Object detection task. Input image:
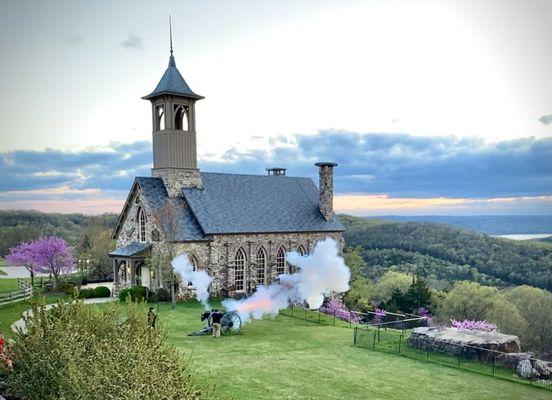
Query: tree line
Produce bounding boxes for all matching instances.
[340,214,552,290]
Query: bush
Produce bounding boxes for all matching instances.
[57,282,76,297]
[6,301,207,399]
[118,286,147,302]
[77,286,111,299]
[77,288,95,299]
[93,286,110,298]
[156,287,171,302]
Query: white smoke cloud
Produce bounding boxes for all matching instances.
[223,237,350,323]
[172,254,213,310]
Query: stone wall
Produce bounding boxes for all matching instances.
[116,187,158,248]
[151,168,203,196]
[174,231,343,298]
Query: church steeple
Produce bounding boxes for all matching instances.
[143,18,203,196]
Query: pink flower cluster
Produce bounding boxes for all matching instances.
[450,319,497,332]
[374,308,387,324]
[0,334,13,373]
[320,298,361,323]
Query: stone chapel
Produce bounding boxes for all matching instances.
[109,41,345,297]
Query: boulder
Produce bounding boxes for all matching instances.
[517,359,536,379]
[408,327,521,360]
[495,352,534,368]
[533,359,552,378]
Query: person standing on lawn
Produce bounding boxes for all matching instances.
[211,309,223,338]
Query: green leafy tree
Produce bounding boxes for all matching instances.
[373,271,412,303]
[485,295,527,338]
[437,281,498,321]
[505,285,552,354]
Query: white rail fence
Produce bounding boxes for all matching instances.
[0,278,33,306]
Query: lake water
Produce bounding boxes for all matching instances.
[494,234,552,241]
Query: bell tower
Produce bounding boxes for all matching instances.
[142,19,203,196]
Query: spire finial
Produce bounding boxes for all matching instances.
[169,14,173,55]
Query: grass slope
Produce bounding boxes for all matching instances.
[153,301,548,400]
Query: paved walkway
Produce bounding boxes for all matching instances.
[10,297,117,334]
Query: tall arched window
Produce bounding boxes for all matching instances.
[297,245,306,256]
[276,247,286,276]
[156,105,165,130]
[188,256,198,287]
[234,248,246,291]
[256,248,266,286]
[174,105,188,130]
[138,208,146,243]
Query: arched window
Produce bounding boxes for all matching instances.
[234,248,246,291]
[276,247,286,276]
[188,255,198,287]
[138,208,146,243]
[297,245,306,256]
[156,105,165,130]
[256,248,266,286]
[174,105,188,130]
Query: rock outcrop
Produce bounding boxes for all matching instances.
[408,327,521,358]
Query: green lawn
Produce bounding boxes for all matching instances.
[0,294,67,338]
[3,299,550,399]
[149,302,550,400]
[0,278,20,293]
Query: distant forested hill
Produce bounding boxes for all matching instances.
[0,210,117,257]
[341,215,552,290]
[369,215,552,235]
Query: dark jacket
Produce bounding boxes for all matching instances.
[211,312,223,324]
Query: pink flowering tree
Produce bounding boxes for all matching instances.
[6,242,42,286]
[33,237,75,292]
[320,297,361,323]
[450,319,497,332]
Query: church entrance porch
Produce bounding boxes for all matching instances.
[108,242,152,296]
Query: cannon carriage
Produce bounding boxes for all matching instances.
[188,311,242,336]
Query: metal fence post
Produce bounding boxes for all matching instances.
[333,310,336,326]
[372,328,377,350]
[492,357,495,376]
[398,333,402,355]
[353,326,357,346]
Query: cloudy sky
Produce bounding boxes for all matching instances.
[0,0,551,215]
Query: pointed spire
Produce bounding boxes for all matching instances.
[169,14,173,55]
[142,16,204,100]
[169,15,175,67]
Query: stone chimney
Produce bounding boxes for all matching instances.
[315,162,337,221]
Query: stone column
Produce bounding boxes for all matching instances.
[113,259,119,285]
[130,260,136,286]
[315,162,337,222]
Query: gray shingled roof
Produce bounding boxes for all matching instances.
[109,242,151,258]
[142,55,203,100]
[135,177,206,241]
[182,172,345,235]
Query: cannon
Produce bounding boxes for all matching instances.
[188,311,243,336]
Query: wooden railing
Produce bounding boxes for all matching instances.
[0,278,33,306]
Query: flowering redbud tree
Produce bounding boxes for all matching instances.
[6,242,42,286]
[450,319,497,332]
[33,237,75,292]
[320,297,362,323]
[374,308,387,325]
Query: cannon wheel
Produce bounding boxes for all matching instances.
[221,311,242,334]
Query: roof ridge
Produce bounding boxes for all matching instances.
[199,171,312,179]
